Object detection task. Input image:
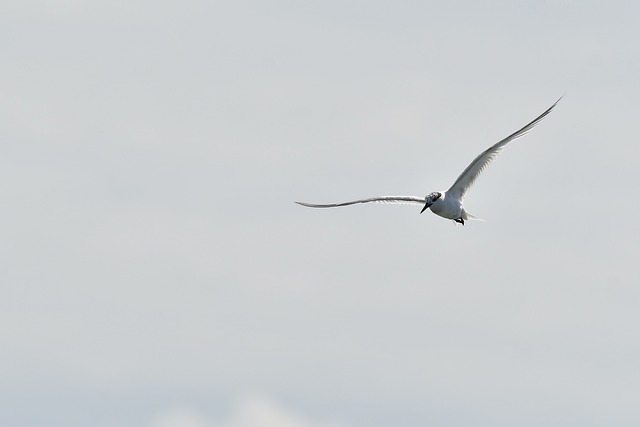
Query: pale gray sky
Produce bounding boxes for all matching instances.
[2,1,640,426]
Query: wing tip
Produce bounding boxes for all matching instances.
[551,95,563,109]
[295,201,330,208]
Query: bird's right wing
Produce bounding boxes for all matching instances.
[295,196,425,208]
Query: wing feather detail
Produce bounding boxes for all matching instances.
[447,97,561,200]
[295,196,425,208]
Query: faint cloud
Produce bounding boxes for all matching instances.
[151,397,350,427]
[152,406,212,427]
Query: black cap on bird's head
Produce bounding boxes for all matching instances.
[420,192,442,214]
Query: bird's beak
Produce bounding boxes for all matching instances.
[420,203,430,214]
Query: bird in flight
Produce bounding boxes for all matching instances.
[296,98,561,225]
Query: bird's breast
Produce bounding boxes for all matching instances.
[430,196,463,220]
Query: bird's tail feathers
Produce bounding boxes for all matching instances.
[463,211,484,221]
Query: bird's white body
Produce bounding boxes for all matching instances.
[429,191,464,221]
[296,98,561,225]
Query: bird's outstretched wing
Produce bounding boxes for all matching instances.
[447,97,561,201]
[295,196,425,208]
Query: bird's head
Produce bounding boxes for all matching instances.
[420,192,442,214]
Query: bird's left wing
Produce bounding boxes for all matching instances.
[295,195,425,208]
[447,97,561,201]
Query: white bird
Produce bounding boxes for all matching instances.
[296,98,561,225]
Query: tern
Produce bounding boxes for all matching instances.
[296,98,561,225]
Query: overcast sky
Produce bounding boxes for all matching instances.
[2,1,640,426]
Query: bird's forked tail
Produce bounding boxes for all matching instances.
[463,210,484,222]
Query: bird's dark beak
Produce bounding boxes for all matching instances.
[420,203,430,214]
